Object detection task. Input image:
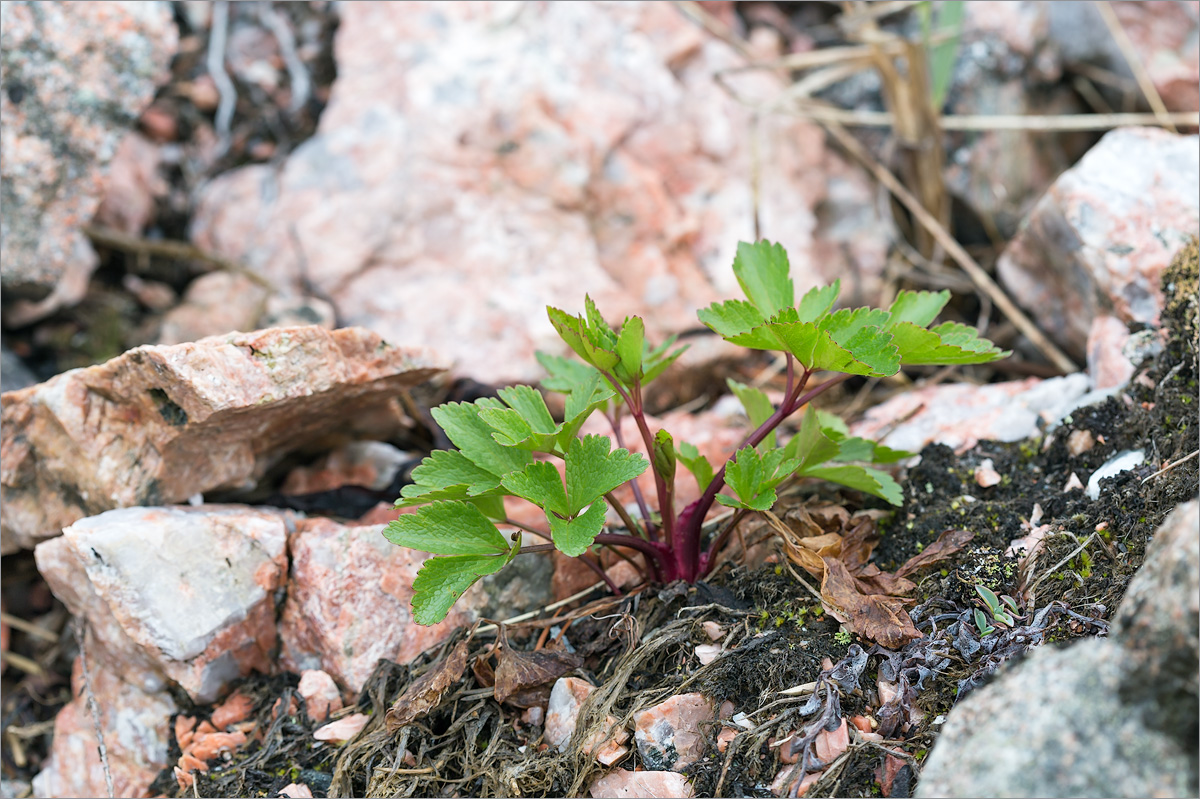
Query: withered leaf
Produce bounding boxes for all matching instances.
[854,563,917,597]
[895,529,974,578]
[385,640,469,731]
[502,683,554,709]
[838,518,880,573]
[472,644,496,688]
[820,557,923,649]
[494,627,582,704]
[786,532,844,577]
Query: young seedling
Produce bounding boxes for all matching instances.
[386,240,1008,624]
[973,584,1021,636]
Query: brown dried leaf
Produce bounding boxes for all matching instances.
[472,644,496,688]
[785,532,844,577]
[854,563,918,597]
[494,627,582,704]
[501,683,554,710]
[838,518,880,573]
[385,640,469,731]
[895,529,974,578]
[820,558,923,649]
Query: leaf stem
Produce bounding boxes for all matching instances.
[701,507,749,571]
[516,543,558,555]
[608,410,655,540]
[579,553,622,595]
[603,491,646,541]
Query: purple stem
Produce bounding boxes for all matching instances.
[608,409,656,540]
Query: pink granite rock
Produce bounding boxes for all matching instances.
[278,517,486,696]
[0,1,177,325]
[34,505,289,702]
[156,271,270,346]
[1110,1,1200,112]
[633,693,716,770]
[298,669,344,723]
[94,132,168,235]
[1,325,445,553]
[849,374,1093,454]
[1086,314,1135,390]
[189,1,890,385]
[313,713,370,743]
[997,127,1199,355]
[32,657,177,799]
[545,676,595,750]
[281,440,411,495]
[590,770,695,799]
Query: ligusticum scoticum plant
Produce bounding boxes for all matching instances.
[385,240,1009,624]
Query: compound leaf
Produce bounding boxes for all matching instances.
[698,299,768,339]
[564,435,648,514]
[406,449,501,495]
[547,500,607,557]
[501,461,569,517]
[733,240,794,317]
[411,554,508,625]
[497,385,557,435]
[615,316,645,381]
[432,400,532,478]
[385,501,511,556]
[889,321,1007,366]
[887,289,949,328]
[783,406,842,472]
[796,281,840,323]
[727,378,776,449]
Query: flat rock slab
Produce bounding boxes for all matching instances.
[279,517,487,696]
[35,505,291,703]
[1,325,445,552]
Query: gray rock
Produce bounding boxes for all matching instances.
[0,346,36,393]
[0,2,177,325]
[916,501,1200,797]
[915,640,1195,798]
[1111,501,1199,745]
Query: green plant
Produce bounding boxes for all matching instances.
[386,240,1008,624]
[972,584,1021,636]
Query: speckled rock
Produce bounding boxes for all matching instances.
[32,657,177,799]
[1,326,445,553]
[997,127,1199,355]
[633,693,716,770]
[589,770,695,799]
[189,1,891,384]
[278,517,487,696]
[0,1,177,325]
[1110,500,1199,745]
[34,505,290,702]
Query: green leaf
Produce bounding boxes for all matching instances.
[733,240,794,317]
[547,500,607,557]
[796,281,840,323]
[761,308,900,376]
[384,501,511,555]
[479,407,535,448]
[547,306,619,372]
[799,464,903,505]
[697,299,767,339]
[642,343,688,384]
[888,321,1007,366]
[407,449,502,495]
[887,289,950,328]
[652,429,677,483]
[469,495,507,522]
[497,385,557,435]
[411,554,508,625]
[584,295,617,348]
[501,461,569,517]
[727,378,776,449]
[432,400,533,478]
[718,446,799,511]
[564,435,647,514]
[677,441,715,492]
[538,351,601,394]
[615,316,645,382]
[782,406,842,472]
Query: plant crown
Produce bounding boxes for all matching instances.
[386,240,1008,624]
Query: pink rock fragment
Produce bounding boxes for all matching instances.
[282,441,411,495]
[210,691,255,730]
[814,718,850,763]
[1067,429,1096,456]
[716,727,738,753]
[633,693,716,770]
[314,713,370,743]
[589,770,695,799]
[770,765,820,797]
[279,518,486,697]
[34,505,289,702]
[32,657,177,799]
[298,669,344,723]
[1087,315,1135,390]
[974,458,1002,488]
[694,644,722,666]
[702,621,724,641]
[278,784,315,799]
[545,677,595,750]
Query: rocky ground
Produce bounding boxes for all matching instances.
[1,2,1198,798]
